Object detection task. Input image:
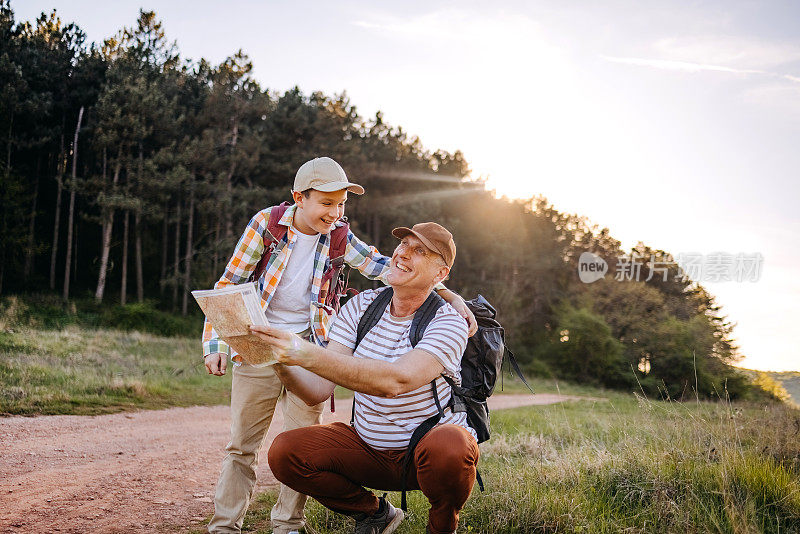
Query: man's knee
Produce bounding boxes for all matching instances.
[267,430,297,483]
[416,425,479,474]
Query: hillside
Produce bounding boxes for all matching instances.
[770,371,800,406]
[736,367,800,406]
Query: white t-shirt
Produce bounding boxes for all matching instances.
[264,228,319,333]
[329,289,475,450]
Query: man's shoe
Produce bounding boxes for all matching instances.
[353,496,404,534]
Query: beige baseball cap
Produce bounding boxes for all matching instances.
[293,157,365,195]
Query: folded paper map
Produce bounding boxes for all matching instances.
[192,283,277,366]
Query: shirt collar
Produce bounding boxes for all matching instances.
[279,204,297,228]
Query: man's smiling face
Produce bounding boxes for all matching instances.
[292,188,347,235]
[387,234,449,291]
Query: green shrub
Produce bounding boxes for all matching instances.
[98,301,201,337]
[0,294,202,338]
[545,303,631,388]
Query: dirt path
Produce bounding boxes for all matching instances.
[0,393,595,533]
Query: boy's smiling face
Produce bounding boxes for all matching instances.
[292,188,348,235]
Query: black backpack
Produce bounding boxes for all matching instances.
[353,288,533,509]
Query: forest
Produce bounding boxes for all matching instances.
[0,3,761,400]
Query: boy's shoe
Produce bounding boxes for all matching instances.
[353,496,404,534]
[281,528,318,534]
[282,527,320,534]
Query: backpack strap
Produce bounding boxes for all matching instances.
[320,218,351,309]
[249,202,291,283]
[399,375,486,508]
[505,348,534,394]
[355,287,394,348]
[267,201,291,243]
[409,292,445,346]
[401,380,443,510]
[398,292,446,510]
[475,469,485,492]
[328,218,350,260]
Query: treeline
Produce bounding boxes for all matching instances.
[0,3,761,400]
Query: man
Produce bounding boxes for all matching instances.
[203,158,476,534]
[250,222,480,534]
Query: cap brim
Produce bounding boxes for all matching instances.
[312,181,365,195]
[391,227,442,261]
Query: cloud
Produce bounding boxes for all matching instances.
[352,20,382,30]
[351,8,480,42]
[600,55,764,75]
[654,36,800,71]
[350,7,549,49]
[600,55,800,86]
[601,35,800,85]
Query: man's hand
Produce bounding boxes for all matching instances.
[438,289,478,336]
[249,326,314,366]
[204,352,228,376]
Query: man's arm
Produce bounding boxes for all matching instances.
[250,326,445,398]
[343,230,477,335]
[270,341,348,405]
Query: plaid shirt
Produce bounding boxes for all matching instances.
[202,204,393,357]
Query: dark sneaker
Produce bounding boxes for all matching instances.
[353,496,404,534]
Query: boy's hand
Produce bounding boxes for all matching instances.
[204,352,227,376]
[249,325,313,367]
[438,290,478,336]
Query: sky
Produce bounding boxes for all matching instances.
[15,0,800,372]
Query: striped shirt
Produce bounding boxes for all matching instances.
[202,204,392,356]
[329,288,475,450]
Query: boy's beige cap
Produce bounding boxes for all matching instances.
[293,157,365,195]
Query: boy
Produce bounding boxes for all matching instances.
[202,157,474,534]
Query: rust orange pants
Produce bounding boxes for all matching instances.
[268,421,479,534]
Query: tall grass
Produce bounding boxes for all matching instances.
[0,326,230,415]
[239,393,800,533]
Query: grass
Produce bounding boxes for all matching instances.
[3,303,798,532]
[232,392,800,533]
[0,326,231,415]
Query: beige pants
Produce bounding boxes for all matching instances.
[208,362,325,534]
